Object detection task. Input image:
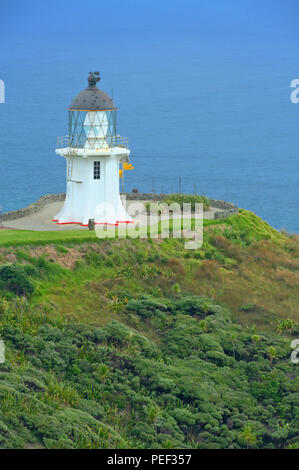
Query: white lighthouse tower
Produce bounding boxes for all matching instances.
[54,72,132,226]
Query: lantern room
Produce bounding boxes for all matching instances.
[68,72,117,149]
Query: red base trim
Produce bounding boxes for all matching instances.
[52,219,134,227]
[116,220,135,224]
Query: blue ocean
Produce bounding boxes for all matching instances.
[0,0,298,231]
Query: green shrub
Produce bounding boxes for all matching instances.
[162,194,210,211]
[0,264,34,297]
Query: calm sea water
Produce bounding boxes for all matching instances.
[0,0,298,231]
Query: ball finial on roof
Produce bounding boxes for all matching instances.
[69,72,116,111]
[88,71,101,88]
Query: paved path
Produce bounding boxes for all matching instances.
[2,201,218,232]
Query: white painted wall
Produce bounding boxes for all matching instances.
[54,149,132,226]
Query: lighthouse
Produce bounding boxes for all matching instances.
[54,72,132,226]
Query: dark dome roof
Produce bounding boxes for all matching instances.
[69,72,117,111]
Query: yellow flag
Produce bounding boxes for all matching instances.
[123,163,134,170]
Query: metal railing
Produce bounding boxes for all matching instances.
[56,134,129,151]
[57,135,70,149]
[111,135,129,148]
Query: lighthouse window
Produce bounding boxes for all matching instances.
[93,161,101,179]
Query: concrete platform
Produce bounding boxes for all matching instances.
[2,200,218,232]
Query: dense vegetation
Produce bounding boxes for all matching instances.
[0,210,298,449]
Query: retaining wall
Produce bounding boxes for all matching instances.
[1,193,239,222]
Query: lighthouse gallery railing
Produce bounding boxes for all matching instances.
[56,135,129,151]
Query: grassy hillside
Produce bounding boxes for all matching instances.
[0,210,298,449]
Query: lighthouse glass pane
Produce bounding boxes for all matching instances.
[69,111,87,148]
[69,110,116,149]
